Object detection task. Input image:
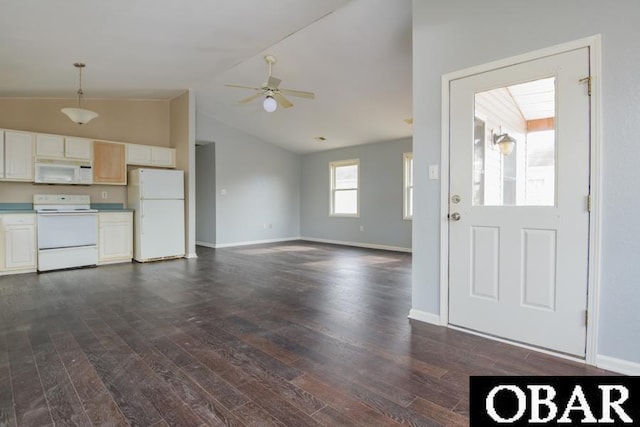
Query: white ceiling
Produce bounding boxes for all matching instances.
[0,0,413,154]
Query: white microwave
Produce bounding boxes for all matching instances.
[35,162,93,185]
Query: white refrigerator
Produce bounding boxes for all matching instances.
[127,168,185,262]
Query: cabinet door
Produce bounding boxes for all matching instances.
[126,144,152,165]
[93,141,126,185]
[4,225,36,269]
[4,131,34,180]
[98,213,132,262]
[36,134,65,158]
[151,147,175,167]
[65,138,92,160]
[0,130,4,178]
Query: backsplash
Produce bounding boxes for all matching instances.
[0,181,127,205]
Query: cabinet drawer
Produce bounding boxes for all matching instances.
[99,212,132,223]
[2,214,35,226]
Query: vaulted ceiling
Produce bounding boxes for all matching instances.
[0,0,412,153]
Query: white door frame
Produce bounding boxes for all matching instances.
[439,35,602,365]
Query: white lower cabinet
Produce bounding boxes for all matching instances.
[98,212,133,264]
[0,214,37,274]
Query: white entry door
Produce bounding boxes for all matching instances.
[448,47,591,357]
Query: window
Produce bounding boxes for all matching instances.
[330,159,359,216]
[403,153,413,219]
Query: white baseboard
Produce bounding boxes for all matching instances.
[300,237,411,253]
[195,241,215,249]
[212,237,300,249]
[408,309,443,326]
[596,354,640,375]
[185,252,198,259]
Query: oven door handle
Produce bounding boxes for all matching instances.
[37,212,98,217]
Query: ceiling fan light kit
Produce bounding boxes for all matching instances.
[61,63,99,125]
[263,94,277,112]
[225,54,315,112]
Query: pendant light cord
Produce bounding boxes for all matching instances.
[75,63,85,109]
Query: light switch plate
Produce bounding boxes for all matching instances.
[429,164,439,180]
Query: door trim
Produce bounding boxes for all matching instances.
[439,35,602,365]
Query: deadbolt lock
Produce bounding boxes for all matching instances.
[451,195,461,204]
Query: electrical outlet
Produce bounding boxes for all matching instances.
[101,191,108,199]
[360,225,364,232]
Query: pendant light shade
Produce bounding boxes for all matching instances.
[61,63,98,125]
[61,107,99,125]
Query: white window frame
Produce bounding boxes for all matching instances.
[329,159,360,217]
[403,152,413,220]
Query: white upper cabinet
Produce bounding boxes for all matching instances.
[36,134,64,158]
[3,130,34,181]
[64,137,92,160]
[151,146,174,166]
[36,134,92,161]
[0,130,4,178]
[126,143,175,168]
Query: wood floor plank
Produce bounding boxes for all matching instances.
[0,405,17,427]
[85,317,211,426]
[236,380,322,427]
[0,241,614,426]
[99,311,244,426]
[50,331,129,427]
[32,338,93,427]
[291,374,401,427]
[7,331,53,427]
[230,402,282,427]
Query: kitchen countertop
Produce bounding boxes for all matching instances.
[92,204,134,212]
[0,203,35,214]
[0,210,37,214]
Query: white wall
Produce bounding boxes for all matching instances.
[196,114,300,246]
[301,138,412,250]
[412,0,640,366]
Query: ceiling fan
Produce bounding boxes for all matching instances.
[225,55,315,112]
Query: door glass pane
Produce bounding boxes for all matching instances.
[473,77,556,206]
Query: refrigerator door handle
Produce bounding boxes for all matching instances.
[140,203,143,235]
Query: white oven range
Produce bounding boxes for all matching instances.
[34,194,98,272]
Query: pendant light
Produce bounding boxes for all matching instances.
[61,63,98,125]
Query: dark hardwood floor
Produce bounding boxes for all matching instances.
[0,241,610,426]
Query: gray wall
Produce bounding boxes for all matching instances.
[197,114,301,246]
[301,138,412,250]
[412,0,640,364]
[195,143,216,246]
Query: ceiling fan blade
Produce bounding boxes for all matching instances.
[279,88,315,99]
[267,76,282,89]
[273,93,293,108]
[238,93,263,104]
[225,83,262,91]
